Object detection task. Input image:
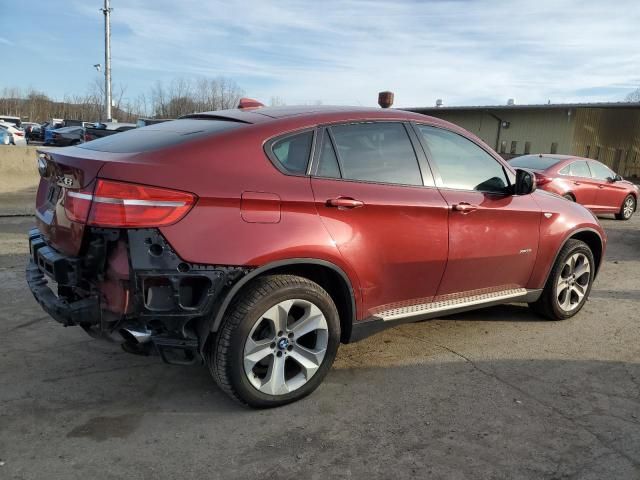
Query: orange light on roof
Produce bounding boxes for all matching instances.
[238,98,265,110]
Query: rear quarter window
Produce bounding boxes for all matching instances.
[270,131,314,175]
[78,119,245,153]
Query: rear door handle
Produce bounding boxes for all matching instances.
[573,181,581,185]
[452,202,478,213]
[598,185,605,189]
[326,197,364,209]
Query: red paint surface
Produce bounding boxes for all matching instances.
[34,107,606,322]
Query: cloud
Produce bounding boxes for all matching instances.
[72,0,640,106]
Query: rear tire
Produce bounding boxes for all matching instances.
[563,193,575,201]
[529,239,595,320]
[206,274,341,408]
[615,195,635,220]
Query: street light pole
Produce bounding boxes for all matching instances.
[101,0,112,121]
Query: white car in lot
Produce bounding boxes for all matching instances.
[0,128,11,145]
[0,121,27,146]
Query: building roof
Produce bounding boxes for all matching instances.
[403,102,640,113]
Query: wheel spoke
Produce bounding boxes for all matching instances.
[574,261,590,280]
[289,344,326,378]
[261,355,288,395]
[572,283,585,301]
[263,300,293,333]
[290,304,327,338]
[570,254,579,273]
[558,287,572,310]
[243,338,274,370]
[557,282,569,298]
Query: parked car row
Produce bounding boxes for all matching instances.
[0,115,176,148]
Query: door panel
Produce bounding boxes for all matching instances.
[558,161,599,208]
[311,178,449,317]
[412,124,541,296]
[589,161,627,211]
[435,190,541,295]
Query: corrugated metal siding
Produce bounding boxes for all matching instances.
[422,109,575,158]
[572,108,640,177]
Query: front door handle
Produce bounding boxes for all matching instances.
[326,197,364,209]
[573,181,581,185]
[598,185,605,189]
[452,202,478,213]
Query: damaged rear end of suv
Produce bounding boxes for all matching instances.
[27,117,252,365]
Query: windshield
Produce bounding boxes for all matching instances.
[510,155,562,170]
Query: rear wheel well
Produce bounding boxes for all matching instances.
[563,192,575,201]
[569,230,602,274]
[259,264,354,343]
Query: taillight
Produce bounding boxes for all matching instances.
[84,133,93,142]
[65,190,93,223]
[534,173,552,186]
[14,131,24,137]
[85,179,196,227]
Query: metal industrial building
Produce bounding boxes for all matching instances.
[406,102,640,179]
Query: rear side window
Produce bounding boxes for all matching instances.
[568,161,591,177]
[271,131,314,174]
[417,125,509,193]
[79,119,245,153]
[328,122,422,186]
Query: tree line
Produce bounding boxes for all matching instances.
[0,76,246,123]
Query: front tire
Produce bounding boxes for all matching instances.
[615,195,635,220]
[530,239,595,320]
[206,274,341,408]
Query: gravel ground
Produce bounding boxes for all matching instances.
[0,213,638,479]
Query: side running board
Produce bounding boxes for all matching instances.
[377,287,529,322]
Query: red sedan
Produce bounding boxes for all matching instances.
[27,106,606,407]
[510,154,638,220]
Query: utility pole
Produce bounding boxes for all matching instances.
[101,0,113,121]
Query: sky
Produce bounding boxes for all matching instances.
[1,0,639,108]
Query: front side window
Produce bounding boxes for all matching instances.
[569,161,591,177]
[271,131,314,174]
[327,122,422,186]
[417,125,510,193]
[589,161,615,180]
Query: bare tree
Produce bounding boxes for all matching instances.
[0,76,245,123]
[625,88,640,102]
[270,96,286,106]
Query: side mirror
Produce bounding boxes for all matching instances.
[612,174,623,182]
[514,168,537,195]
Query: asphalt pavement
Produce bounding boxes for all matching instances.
[0,214,638,479]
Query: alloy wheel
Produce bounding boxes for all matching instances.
[623,197,634,219]
[556,253,591,312]
[243,299,328,396]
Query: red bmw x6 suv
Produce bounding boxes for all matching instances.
[510,154,638,220]
[27,106,606,407]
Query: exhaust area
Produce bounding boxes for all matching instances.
[119,327,152,344]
